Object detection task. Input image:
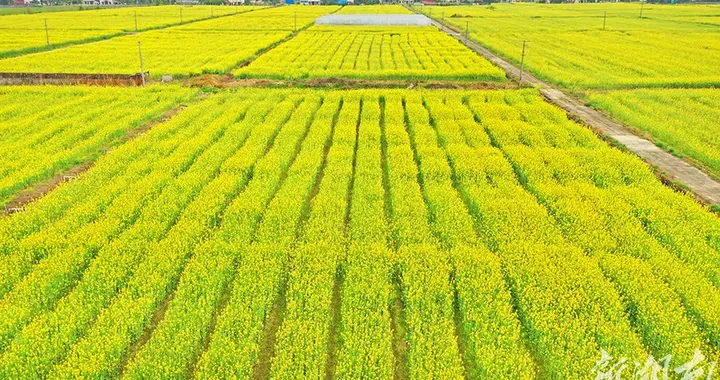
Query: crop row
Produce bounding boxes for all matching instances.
[0,88,718,378]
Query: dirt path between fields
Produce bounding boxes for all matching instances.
[186,75,515,90]
[422,14,720,206]
[2,103,189,216]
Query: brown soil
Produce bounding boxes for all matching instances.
[118,290,175,376]
[3,162,93,216]
[252,281,288,380]
[185,75,515,91]
[389,272,409,380]
[324,266,343,380]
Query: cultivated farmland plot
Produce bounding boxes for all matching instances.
[0,87,718,379]
[588,88,720,177]
[237,25,507,81]
[0,3,718,379]
[0,5,261,58]
[421,3,720,88]
[0,6,339,77]
[0,85,195,209]
[0,29,291,77]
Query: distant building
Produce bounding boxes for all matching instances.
[83,0,120,5]
[82,0,118,4]
[13,0,32,5]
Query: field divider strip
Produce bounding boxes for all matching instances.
[252,278,288,380]
[389,267,410,380]
[449,270,474,378]
[324,264,344,380]
[317,98,351,380]
[378,97,395,252]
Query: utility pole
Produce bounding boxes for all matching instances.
[518,40,527,88]
[134,10,138,32]
[211,5,213,17]
[294,11,297,33]
[465,21,469,45]
[138,41,146,86]
[180,8,183,24]
[44,19,49,46]
[639,2,644,18]
[603,11,607,30]
[442,11,444,27]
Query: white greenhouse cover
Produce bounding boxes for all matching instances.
[315,14,432,26]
